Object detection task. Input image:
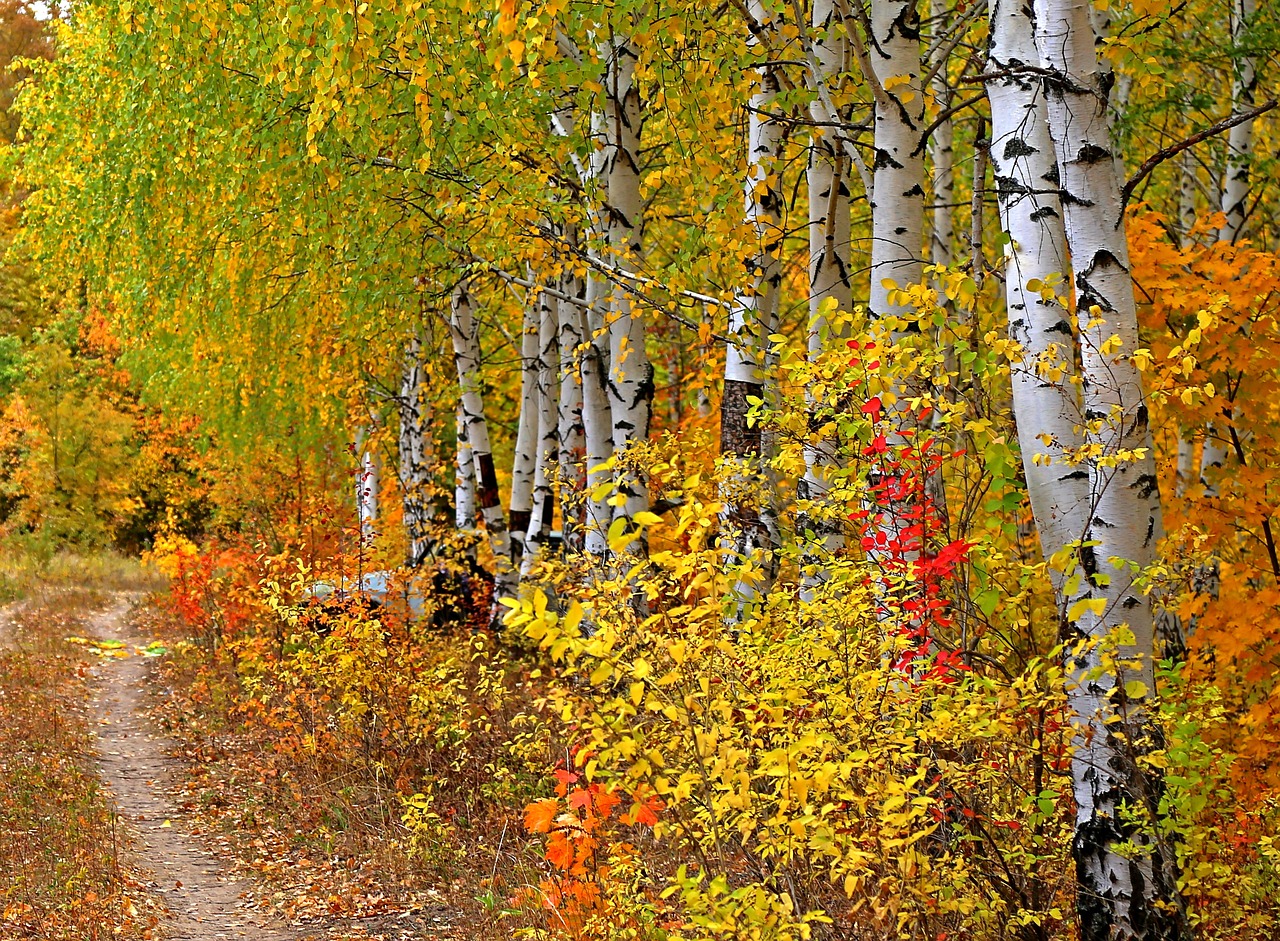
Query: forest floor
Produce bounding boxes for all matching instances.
[0,585,464,941]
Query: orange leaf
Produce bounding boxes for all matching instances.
[523,798,559,834]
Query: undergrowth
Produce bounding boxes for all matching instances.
[0,588,158,940]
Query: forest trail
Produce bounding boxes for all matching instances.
[86,593,302,941]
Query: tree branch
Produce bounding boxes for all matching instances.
[1122,99,1278,206]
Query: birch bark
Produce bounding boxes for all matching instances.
[509,298,541,567]
[1201,0,1257,489]
[557,261,587,554]
[1220,0,1258,245]
[523,285,561,576]
[868,1,925,323]
[399,333,432,567]
[455,400,476,536]
[800,0,853,597]
[1033,2,1188,936]
[450,282,517,621]
[987,0,1089,599]
[721,0,784,622]
[355,426,379,541]
[603,31,653,528]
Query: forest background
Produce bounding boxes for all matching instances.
[2,0,1280,939]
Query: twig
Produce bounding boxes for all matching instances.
[1122,99,1278,206]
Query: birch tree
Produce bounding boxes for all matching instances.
[399,332,432,567]
[799,0,853,595]
[1201,0,1258,491]
[510,298,541,568]
[602,29,653,529]
[986,0,1089,601]
[450,281,517,618]
[721,0,785,622]
[1033,1,1187,936]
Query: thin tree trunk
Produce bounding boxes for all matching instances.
[603,31,653,529]
[1033,2,1189,936]
[866,1,930,581]
[509,297,541,568]
[355,426,379,541]
[399,333,431,567]
[523,285,561,576]
[722,0,785,623]
[557,258,587,554]
[450,281,517,623]
[582,105,616,565]
[800,0,853,598]
[987,0,1089,600]
[1220,0,1257,244]
[868,1,925,322]
[455,400,476,535]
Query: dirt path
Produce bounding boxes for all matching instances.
[88,594,301,941]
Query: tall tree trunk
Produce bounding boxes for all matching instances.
[355,426,379,541]
[868,1,925,322]
[524,285,561,576]
[929,0,954,283]
[510,297,541,568]
[1200,0,1257,490]
[1220,0,1257,245]
[603,31,653,529]
[557,265,587,555]
[450,281,517,623]
[582,105,616,565]
[1033,2,1188,937]
[800,0,853,598]
[399,333,432,567]
[721,0,785,623]
[456,400,476,536]
[549,90,605,560]
[866,1,929,581]
[987,0,1089,600]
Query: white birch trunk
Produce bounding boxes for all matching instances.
[929,0,955,281]
[450,282,517,622]
[866,1,929,585]
[1220,0,1257,244]
[800,0,853,597]
[557,262,587,553]
[581,105,616,564]
[1033,2,1188,936]
[399,333,432,567]
[868,1,925,322]
[509,298,541,566]
[549,98,599,558]
[722,0,784,622]
[988,0,1090,599]
[523,286,561,576]
[455,400,476,535]
[1200,0,1257,494]
[603,32,653,527]
[355,427,379,541]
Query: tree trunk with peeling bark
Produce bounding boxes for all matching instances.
[799,0,852,599]
[509,297,541,570]
[603,31,653,531]
[355,426,378,542]
[399,333,432,567]
[523,285,561,576]
[1033,2,1189,937]
[557,256,587,554]
[450,282,517,622]
[721,0,784,623]
[987,0,1090,601]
